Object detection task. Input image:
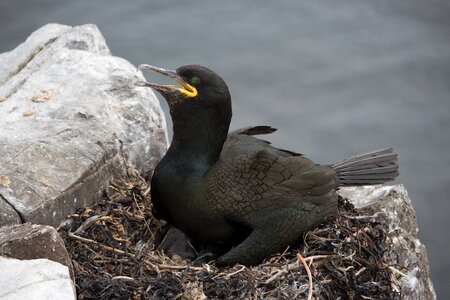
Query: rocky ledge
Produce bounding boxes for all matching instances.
[0,24,436,299]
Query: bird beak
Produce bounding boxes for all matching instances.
[135,64,198,98]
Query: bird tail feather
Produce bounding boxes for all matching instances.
[331,147,399,186]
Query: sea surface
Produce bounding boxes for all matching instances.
[1,0,449,296]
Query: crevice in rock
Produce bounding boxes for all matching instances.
[1,37,59,86]
[0,193,26,224]
[23,181,47,202]
[0,37,60,101]
[1,143,34,168]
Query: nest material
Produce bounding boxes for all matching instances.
[59,164,400,300]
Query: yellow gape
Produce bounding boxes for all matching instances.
[175,79,197,98]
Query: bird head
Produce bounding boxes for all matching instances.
[136,64,232,154]
[136,64,231,111]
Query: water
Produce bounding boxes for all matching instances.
[1,0,449,296]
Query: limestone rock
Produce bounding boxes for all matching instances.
[0,24,168,226]
[0,223,73,279]
[339,185,436,299]
[0,257,76,300]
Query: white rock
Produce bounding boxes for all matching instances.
[0,257,76,300]
[0,24,168,226]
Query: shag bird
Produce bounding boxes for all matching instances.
[136,64,399,266]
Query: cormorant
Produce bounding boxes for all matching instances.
[136,64,399,266]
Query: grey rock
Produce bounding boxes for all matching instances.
[0,223,74,279]
[0,195,21,226]
[0,257,76,300]
[0,24,168,226]
[339,185,436,300]
[157,226,197,261]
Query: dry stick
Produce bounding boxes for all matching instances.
[68,232,127,255]
[132,191,155,240]
[143,260,203,271]
[112,276,136,281]
[264,255,332,285]
[355,267,366,276]
[226,265,247,278]
[116,143,155,240]
[264,269,288,285]
[74,215,104,234]
[304,255,333,262]
[67,232,204,271]
[297,252,314,300]
[212,265,246,279]
[388,266,408,278]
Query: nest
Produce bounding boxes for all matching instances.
[59,163,400,299]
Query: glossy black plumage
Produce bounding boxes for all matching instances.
[137,64,399,266]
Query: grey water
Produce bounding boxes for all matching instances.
[1,0,449,297]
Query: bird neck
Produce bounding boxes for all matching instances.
[167,101,232,170]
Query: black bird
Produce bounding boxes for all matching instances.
[136,64,399,266]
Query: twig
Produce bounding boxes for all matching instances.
[143,260,204,271]
[297,252,313,300]
[68,232,204,272]
[68,232,127,255]
[304,255,333,263]
[226,265,246,278]
[74,215,104,234]
[265,268,288,285]
[388,266,408,278]
[213,265,246,279]
[341,212,385,220]
[132,191,155,240]
[263,255,332,285]
[112,276,136,281]
[355,267,366,276]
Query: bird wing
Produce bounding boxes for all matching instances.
[203,127,338,224]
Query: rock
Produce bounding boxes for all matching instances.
[339,184,436,299]
[0,223,74,279]
[157,226,197,261]
[0,257,76,300]
[0,195,21,226]
[0,24,168,227]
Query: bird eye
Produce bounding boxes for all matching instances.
[190,76,201,86]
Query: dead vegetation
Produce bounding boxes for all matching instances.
[59,164,400,299]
